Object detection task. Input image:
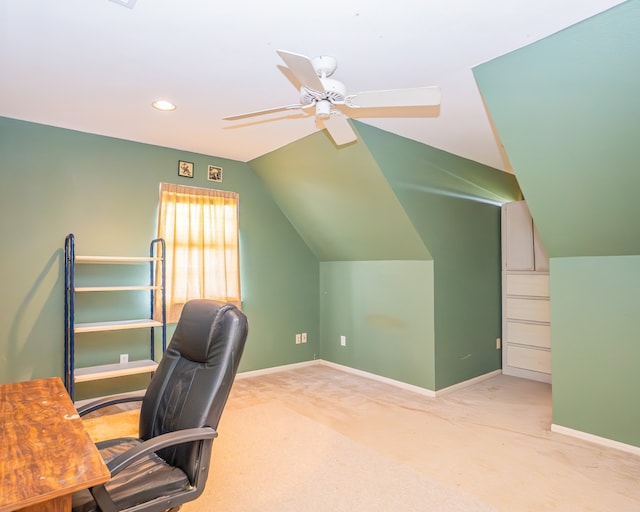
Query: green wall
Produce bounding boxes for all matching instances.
[249,130,436,388]
[320,261,435,389]
[251,123,520,391]
[473,1,640,445]
[1,108,522,398]
[356,123,521,388]
[551,256,640,446]
[0,116,319,399]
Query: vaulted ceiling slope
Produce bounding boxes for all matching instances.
[474,0,640,258]
[248,126,432,262]
[249,122,521,262]
[0,0,626,172]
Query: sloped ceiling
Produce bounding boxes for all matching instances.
[249,127,432,262]
[473,1,640,257]
[249,122,521,262]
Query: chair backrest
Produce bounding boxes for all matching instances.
[139,299,248,481]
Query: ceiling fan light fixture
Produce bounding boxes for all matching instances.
[152,100,176,111]
[315,100,332,119]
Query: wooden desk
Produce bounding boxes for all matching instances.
[0,377,110,512]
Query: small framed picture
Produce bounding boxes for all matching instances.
[178,160,194,178]
[207,165,223,182]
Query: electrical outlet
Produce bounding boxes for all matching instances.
[340,335,346,347]
[120,353,129,364]
[301,332,307,343]
[496,338,501,349]
[295,333,301,344]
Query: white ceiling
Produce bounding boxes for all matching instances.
[0,0,624,172]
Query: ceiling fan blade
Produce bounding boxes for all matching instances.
[277,50,325,92]
[223,103,310,121]
[346,86,441,109]
[317,114,357,146]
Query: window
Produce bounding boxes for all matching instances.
[156,182,240,323]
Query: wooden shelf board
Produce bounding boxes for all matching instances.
[74,359,158,382]
[75,255,160,264]
[75,319,163,333]
[74,285,160,292]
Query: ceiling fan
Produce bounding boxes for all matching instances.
[223,50,441,147]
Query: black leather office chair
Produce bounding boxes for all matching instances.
[73,299,248,512]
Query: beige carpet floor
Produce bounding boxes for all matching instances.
[83,365,640,511]
[191,400,496,512]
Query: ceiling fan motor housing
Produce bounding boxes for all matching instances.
[300,78,346,107]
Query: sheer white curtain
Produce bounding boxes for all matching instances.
[156,182,240,323]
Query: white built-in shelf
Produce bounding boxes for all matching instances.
[75,255,160,264]
[75,285,160,292]
[74,359,158,383]
[75,319,163,333]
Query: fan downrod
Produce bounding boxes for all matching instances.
[311,55,337,78]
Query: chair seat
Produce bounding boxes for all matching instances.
[72,438,191,512]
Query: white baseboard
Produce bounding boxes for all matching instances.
[238,359,503,399]
[502,366,552,384]
[318,360,436,397]
[551,424,640,456]
[235,360,319,379]
[319,361,502,398]
[434,369,502,397]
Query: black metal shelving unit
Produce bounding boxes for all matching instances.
[64,233,166,400]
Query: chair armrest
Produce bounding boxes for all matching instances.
[107,427,218,477]
[76,391,145,416]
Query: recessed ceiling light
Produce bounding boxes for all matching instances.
[152,100,176,111]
